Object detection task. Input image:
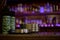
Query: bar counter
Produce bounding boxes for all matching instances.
[0,32,60,40]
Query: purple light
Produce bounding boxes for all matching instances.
[47,24,50,27]
[11,8,15,12]
[32,11,35,14]
[16,25,20,27]
[9,7,18,12]
[56,24,60,27]
[14,7,18,12]
[25,20,31,24]
[45,24,47,27]
[41,24,44,27]
[46,2,51,12]
[46,9,51,12]
[51,24,54,27]
[39,6,44,13]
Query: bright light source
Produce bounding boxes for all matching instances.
[17,7,24,12]
[39,6,44,13]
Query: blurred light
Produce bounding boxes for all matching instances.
[35,9,38,12]
[17,7,24,12]
[41,24,44,27]
[45,24,47,27]
[46,9,51,12]
[46,2,51,12]
[11,8,15,12]
[39,6,44,13]
[15,10,18,12]
[47,24,50,27]
[32,11,35,14]
[14,7,18,12]
[56,24,60,27]
[16,19,19,23]
[51,24,54,27]
[16,25,20,27]
[9,8,12,11]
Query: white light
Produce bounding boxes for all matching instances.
[17,7,24,12]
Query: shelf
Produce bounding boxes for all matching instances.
[0,32,60,40]
[15,12,60,16]
[0,32,60,36]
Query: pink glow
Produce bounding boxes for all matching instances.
[44,24,47,27]
[16,25,20,27]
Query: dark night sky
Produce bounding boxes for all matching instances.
[6,0,59,5]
